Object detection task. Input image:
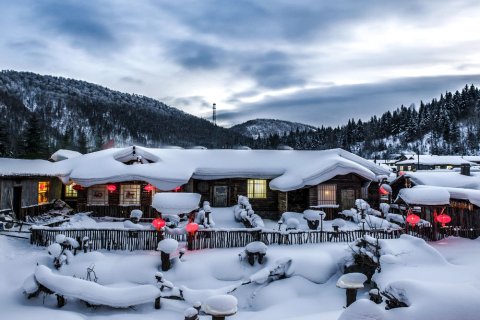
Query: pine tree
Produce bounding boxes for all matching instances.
[0,117,9,156]
[77,129,88,154]
[21,113,49,159]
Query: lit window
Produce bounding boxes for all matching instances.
[65,184,78,198]
[247,179,267,199]
[446,165,453,170]
[88,185,108,205]
[120,184,141,205]
[399,166,404,171]
[317,184,336,205]
[38,181,50,204]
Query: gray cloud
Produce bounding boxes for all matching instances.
[221,74,480,126]
[120,76,144,85]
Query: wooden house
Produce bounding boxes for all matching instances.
[0,159,64,220]
[395,155,474,172]
[1,146,390,220]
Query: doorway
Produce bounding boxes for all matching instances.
[13,186,22,216]
[213,186,228,207]
[341,189,356,210]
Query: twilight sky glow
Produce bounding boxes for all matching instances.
[1,0,480,127]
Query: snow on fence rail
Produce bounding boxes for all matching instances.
[30,226,480,250]
[31,228,186,251]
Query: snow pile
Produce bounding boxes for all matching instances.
[336,272,367,289]
[130,209,143,220]
[341,208,398,230]
[152,192,200,215]
[123,220,147,229]
[303,209,325,221]
[34,265,161,308]
[245,241,268,254]
[50,149,82,162]
[202,294,238,316]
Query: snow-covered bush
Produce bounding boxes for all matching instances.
[48,234,80,269]
[233,196,264,228]
[285,218,299,230]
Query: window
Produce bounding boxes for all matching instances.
[120,184,141,205]
[87,185,108,205]
[65,184,78,198]
[317,184,336,205]
[399,166,404,171]
[38,181,50,204]
[247,179,267,199]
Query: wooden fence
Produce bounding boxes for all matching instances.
[29,226,480,251]
[30,228,186,251]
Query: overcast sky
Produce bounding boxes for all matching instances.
[1,0,480,127]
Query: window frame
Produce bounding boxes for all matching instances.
[317,184,337,205]
[38,181,50,205]
[64,184,78,198]
[247,179,267,199]
[119,184,141,206]
[87,185,109,206]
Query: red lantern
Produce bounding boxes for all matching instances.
[152,218,166,230]
[379,186,389,195]
[436,214,451,227]
[173,186,181,192]
[72,184,83,191]
[107,184,117,192]
[185,222,199,234]
[144,184,155,192]
[406,213,420,226]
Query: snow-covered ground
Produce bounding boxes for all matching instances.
[2,232,480,319]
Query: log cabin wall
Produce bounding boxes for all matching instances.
[77,181,158,218]
[191,178,280,219]
[307,173,370,218]
[0,176,62,220]
[286,188,310,213]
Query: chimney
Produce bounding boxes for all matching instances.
[460,164,471,176]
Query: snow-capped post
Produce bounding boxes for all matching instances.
[336,273,367,307]
[203,201,212,225]
[186,222,199,250]
[184,307,199,320]
[157,238,178,271]
[244,241,268,265]
[303,210,325,230]
[202,294,238,320]
[277,219,283,231]
[130,209,143,223]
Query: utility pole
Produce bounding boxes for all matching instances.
[212,103,217,126]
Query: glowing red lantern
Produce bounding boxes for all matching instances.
[144,184,155,192]
[173,186,181,192]
[399,171,405,176]
[107,184,117,192]
[379,186,389,195]
[436,214,451,227]
[72,184,84,191]
[152,218,166,230]
[406,213,420,226]
[185,222,199,234]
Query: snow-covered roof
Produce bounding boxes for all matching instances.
[463,155,480,163]
[0,158,69,177]
[397,186,451,206]
[397,185,480,207]
[0,147,390,191]
[396,155,474,166]
[393,171,480,190]
[50,149,83,162]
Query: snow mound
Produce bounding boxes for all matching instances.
[303,209,325,221]
[34,265,160,308]
[245,241,267,254]
[338,299,386,320]
[336,273,367,289]
[202,294,238,316]
[157,239,178,254]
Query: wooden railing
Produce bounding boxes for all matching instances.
[29,226,480,251]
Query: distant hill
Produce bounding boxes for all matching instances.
[230,118,316,139]
[0,70,250,157]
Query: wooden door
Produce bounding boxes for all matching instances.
[341,189,355,210]
[213,186,228,207]
[13,186,22,216]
